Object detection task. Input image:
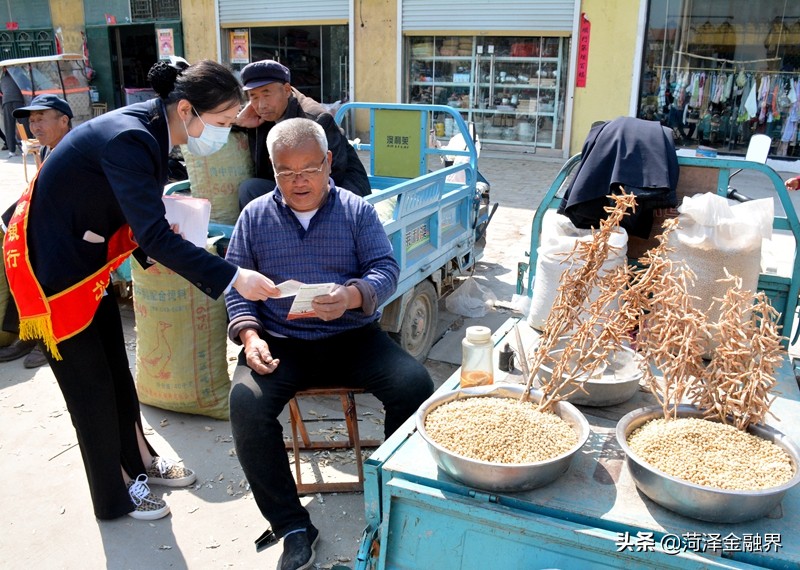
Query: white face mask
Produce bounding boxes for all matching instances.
[183,107,231,156]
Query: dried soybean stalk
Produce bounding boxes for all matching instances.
[625,219,708,419]
[524,191,638,412]
[536,263,635,412]
[698,273,784,430]
[528,198,786,430]
[631,226,784,430]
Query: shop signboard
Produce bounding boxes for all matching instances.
[373,109,423,179]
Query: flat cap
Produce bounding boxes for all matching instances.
[241,60,291,91]
[13,94,73,119]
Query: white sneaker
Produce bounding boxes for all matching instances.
[127,474,170,520]
[7,152,15,158]
[145,456,197,487]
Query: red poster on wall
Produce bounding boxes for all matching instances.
[576,13,591,88]
[157,29,175,60]
[230,30,250,64]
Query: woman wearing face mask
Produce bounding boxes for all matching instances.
[3,59,279,521]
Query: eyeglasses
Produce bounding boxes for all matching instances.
[274,157,327,183]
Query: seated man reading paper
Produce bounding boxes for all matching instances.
[224,117,433,570]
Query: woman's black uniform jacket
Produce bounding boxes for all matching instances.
[23,98,237,299]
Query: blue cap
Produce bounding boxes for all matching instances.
[241,60,291,91]
[14,94,73,119]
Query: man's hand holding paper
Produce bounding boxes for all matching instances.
[278,281,334,320]
[311,284,363,321]
[273,281,361,320]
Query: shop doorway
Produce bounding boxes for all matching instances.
[109,24,158,107]
[84,22,182,111]
[229,25,349,104]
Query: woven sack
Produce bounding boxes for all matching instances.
[181,130,253,225]
[527,212,627,330]
[132,245,230,420]
[669,194,773,350]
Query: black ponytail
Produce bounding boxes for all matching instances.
[147,61,182,99]
[147,59,243,113]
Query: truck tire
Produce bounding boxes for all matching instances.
[397,280,438,362]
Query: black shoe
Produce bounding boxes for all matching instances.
[0,339,37,362]
[279,525,319,570]
[23,346,48,368]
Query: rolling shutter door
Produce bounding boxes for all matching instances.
[218,0,348,26]
[402,0,575,33]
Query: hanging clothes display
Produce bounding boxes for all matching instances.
[781,80,800,146]
[657,63,800,152]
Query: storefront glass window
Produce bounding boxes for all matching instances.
[640,0,800,156]
[227,25,348,104]
[406,35,570,150]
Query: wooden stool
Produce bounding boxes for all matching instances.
[286,387,382,494]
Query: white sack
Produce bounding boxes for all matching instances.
[527,212,628,330]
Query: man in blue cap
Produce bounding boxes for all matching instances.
[0,94,73,368]
[234,60,370,209]
[13,94,73,161]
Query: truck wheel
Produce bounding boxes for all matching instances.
[398,280,438,362]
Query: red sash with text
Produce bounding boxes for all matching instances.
[3,172,136,359]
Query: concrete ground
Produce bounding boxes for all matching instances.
[1,144,799,570]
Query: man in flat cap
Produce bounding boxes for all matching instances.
[234,60,370,209]
[0,94,73,368]
[13,94,73,162]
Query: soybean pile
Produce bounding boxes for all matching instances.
[627,417,795,490]
[424,396,578,464]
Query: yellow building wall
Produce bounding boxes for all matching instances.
[353,0,397,134]
[51,0,216,61]
[569,0,642,153]
[50,0,85,54]
[354,0,397,102]
[182,0,218,62]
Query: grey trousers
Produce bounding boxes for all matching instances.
[2,102,23,153]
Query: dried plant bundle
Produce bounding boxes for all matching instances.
[694,272,784,429]
[626,219,709,419]
[631,225,785,430]
[522,192,638,412]
[521,196,784,431]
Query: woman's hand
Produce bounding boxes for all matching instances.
[785,176,800,191]
[233,268,280,301]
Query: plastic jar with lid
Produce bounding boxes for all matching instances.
[460,325,494,388]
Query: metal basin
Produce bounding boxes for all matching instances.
[616,405,800,523]
[536,346,643,407]
[415,384,590,492]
